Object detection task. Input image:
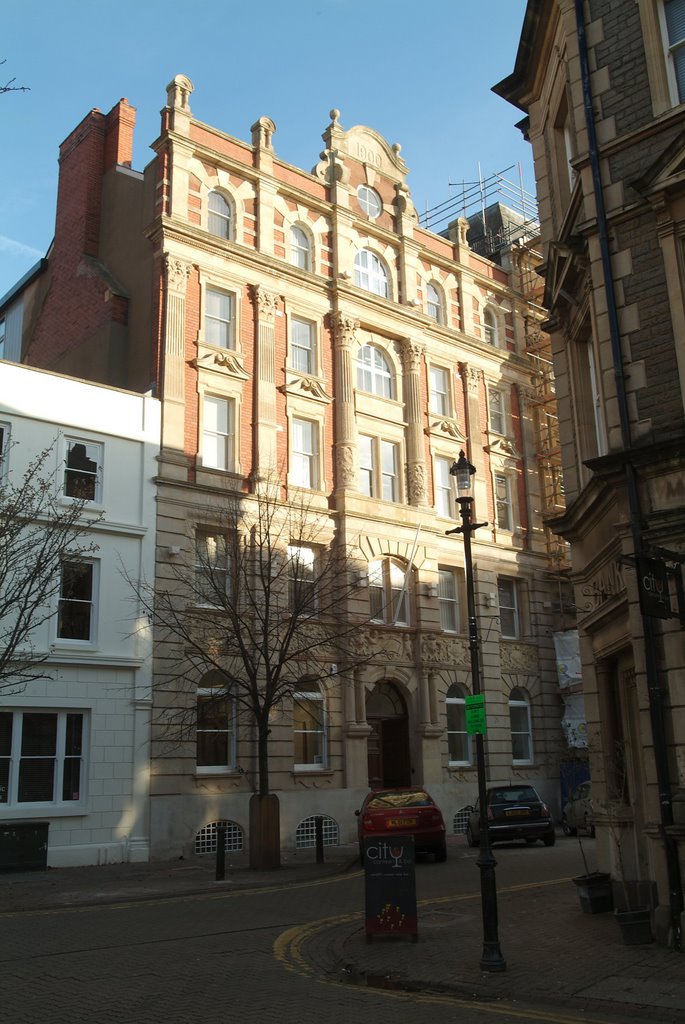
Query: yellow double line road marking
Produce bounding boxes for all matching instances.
[274,877,614,1024]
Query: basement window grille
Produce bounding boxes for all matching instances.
[453,807,471,835]
[295,814,339,849]
[195,819,244,855]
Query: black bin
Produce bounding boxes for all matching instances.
[0,822,49,872]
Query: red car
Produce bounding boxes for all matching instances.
[356,787,447,863]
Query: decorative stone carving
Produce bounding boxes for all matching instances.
[210,352,250,379]
[421,633,470,667]
[463,365,481,394]
[485,437,521,460]
[337,444,356,487]
[251,285,278,324]
[399,337,425,373]
[407,462,427,506]
[279,376,332,404]
[166,74,194,111]
[331,311,359,347]
[500,643,539,672]
[164,255,192,293]
[427,418,467,441]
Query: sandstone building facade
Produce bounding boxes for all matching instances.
[2,77,572,859]
[496,0,685,944]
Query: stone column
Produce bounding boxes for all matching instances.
[399,337,428,506]
[251,284,279,482]
[332,311,359,491]
[162,255,192,452]
[460,362,488,510]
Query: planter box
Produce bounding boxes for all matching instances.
[573,871,613,914]
[615,908,653,945]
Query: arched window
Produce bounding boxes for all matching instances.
[356,344,394,398]
[426,282,444,324]
[509,688,533,764]
[483,307,498,345]
[293,681,327,769]
[208,190,233,240]
[369,557,410,626]
[196,670,236,772]
[446,684,471,765]
[354,249,390,297]
[290,225,311,271]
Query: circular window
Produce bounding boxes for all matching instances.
[357,185,382,219]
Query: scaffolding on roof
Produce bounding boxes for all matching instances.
[420,164,540,260]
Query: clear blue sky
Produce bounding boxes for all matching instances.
[1,0,530,299]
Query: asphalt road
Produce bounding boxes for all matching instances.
[0,842,644,1024]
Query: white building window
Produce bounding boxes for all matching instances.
[64,439,102,502]
[290,317,315,374]
[358,435,400,502]
[194,530,231,607]
[446,685,471,765]
[57,561,96,642]
[205,288,235,349]
[354,249,390,297]
[203,396,234,471]
[208,191,233,240]
[430,366,451,415]
[495,473,513,531]
[293,683,327,769]
[438,567,460,632]
[357,185,382,219]
[369,557,410,626]
[290,225,311,270]
[288,544,318,614]
[196,674,236,773]
[663,0,685,102]
[483,307,498,345]
[426,282,444,323]
[509,688,533,764]
[488,388,506,434]
[498,576,520,639]
[356,344,394,398]
[0,710,85,806]
[291,418,318,489]
[435,456,456,518]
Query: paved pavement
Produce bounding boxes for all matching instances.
[1,837,683,1023]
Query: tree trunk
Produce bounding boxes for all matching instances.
[249,793,280,869]
[249,719,280,869]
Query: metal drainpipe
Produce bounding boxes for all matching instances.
[574,0,683,947]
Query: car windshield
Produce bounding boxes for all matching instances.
[367,790,432,809]
[489,787,539,803]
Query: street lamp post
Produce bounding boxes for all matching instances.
[449,450,506,973]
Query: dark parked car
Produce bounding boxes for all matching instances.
[466,784,556,847]
[562,781,595,837]
[356,787,447,863]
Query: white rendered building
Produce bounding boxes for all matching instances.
[0,362,160,866]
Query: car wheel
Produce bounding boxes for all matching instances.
[562,815,577,837]
[584,814,595,838]
[466,824,478,848]
[543,831,556,847]
[434,840,447,863]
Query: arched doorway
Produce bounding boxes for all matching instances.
[366,681,410,788]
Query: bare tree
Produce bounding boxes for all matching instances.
[131,479,375,866]
[0,442,100,693]
[1,59,29,95]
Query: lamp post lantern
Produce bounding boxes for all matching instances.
[448,450,506,973]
